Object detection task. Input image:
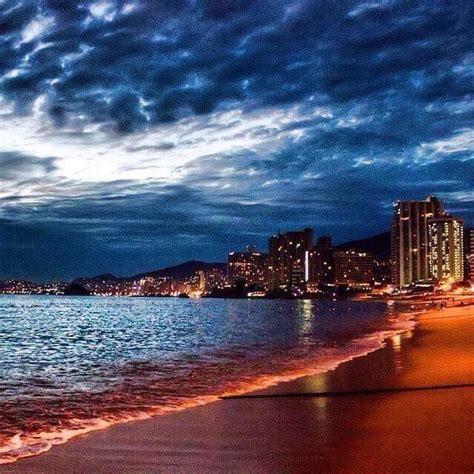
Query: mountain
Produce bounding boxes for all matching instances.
[89,273,118,281]
[132,260,226,280]
[72,261,226,285]
[72,273,119,285]
[336,232,391,261]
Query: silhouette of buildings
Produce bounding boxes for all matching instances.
[334,249,374,288]
[313,235,335,284]
[227,246,268,287]
[468,229,474,282]
[268,228,313,292]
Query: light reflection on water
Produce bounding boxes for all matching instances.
[297,299,314,339]
[0,295,410,463]
[389,330,414,371]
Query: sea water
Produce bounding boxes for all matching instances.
[0,295,414,464]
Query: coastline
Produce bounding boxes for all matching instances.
[5,302,474,472]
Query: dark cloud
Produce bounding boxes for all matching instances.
[125,143,175,152]
[0,0,471,130]
[0,152,57,181]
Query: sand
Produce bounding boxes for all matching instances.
[5,303,474,473]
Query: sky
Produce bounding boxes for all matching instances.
[0,0,473,281]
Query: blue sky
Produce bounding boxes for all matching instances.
[0,0,473,280]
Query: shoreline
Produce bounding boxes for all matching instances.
[5,302,474,472]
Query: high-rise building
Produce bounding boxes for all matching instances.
[428,216,464,282]
[227,246,268,287]
[203,267,227,291]
[391,196,444,287]
[334,249,374,288]
[373,259,392,286]
[268,228,313,291]
[468,229,474,283]
[313,235,335,284]
[197,271,206,292]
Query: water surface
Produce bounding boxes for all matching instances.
[0,295,413,463]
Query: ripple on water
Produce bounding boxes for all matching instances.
[0,296,415,464]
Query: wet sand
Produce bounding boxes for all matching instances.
[7,304,474,473]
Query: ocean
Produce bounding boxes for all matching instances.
[0,295,414,464]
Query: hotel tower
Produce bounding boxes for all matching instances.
[391,196,444,287]
[268,228,313,292]
[469,229,474,282]
[428,216,464,282]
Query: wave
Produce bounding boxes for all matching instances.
[0,311,416,465]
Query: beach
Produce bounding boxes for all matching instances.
[6,302,474,473]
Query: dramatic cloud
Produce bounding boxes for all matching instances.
[0,0,472,280]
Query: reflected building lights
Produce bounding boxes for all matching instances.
[303,375,330,437]
[297,299,314,336]
[390,330,414,371]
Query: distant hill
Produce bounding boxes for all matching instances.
[89,273,118,281]
[132,260,226,280]
[72,261,227,285]
[92,273,118,281]
[336,232,391,261]
[72,273,119,285]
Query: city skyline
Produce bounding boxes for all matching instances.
[2,194,471,292]
[1,1,473,281]
[0,196,472,283]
